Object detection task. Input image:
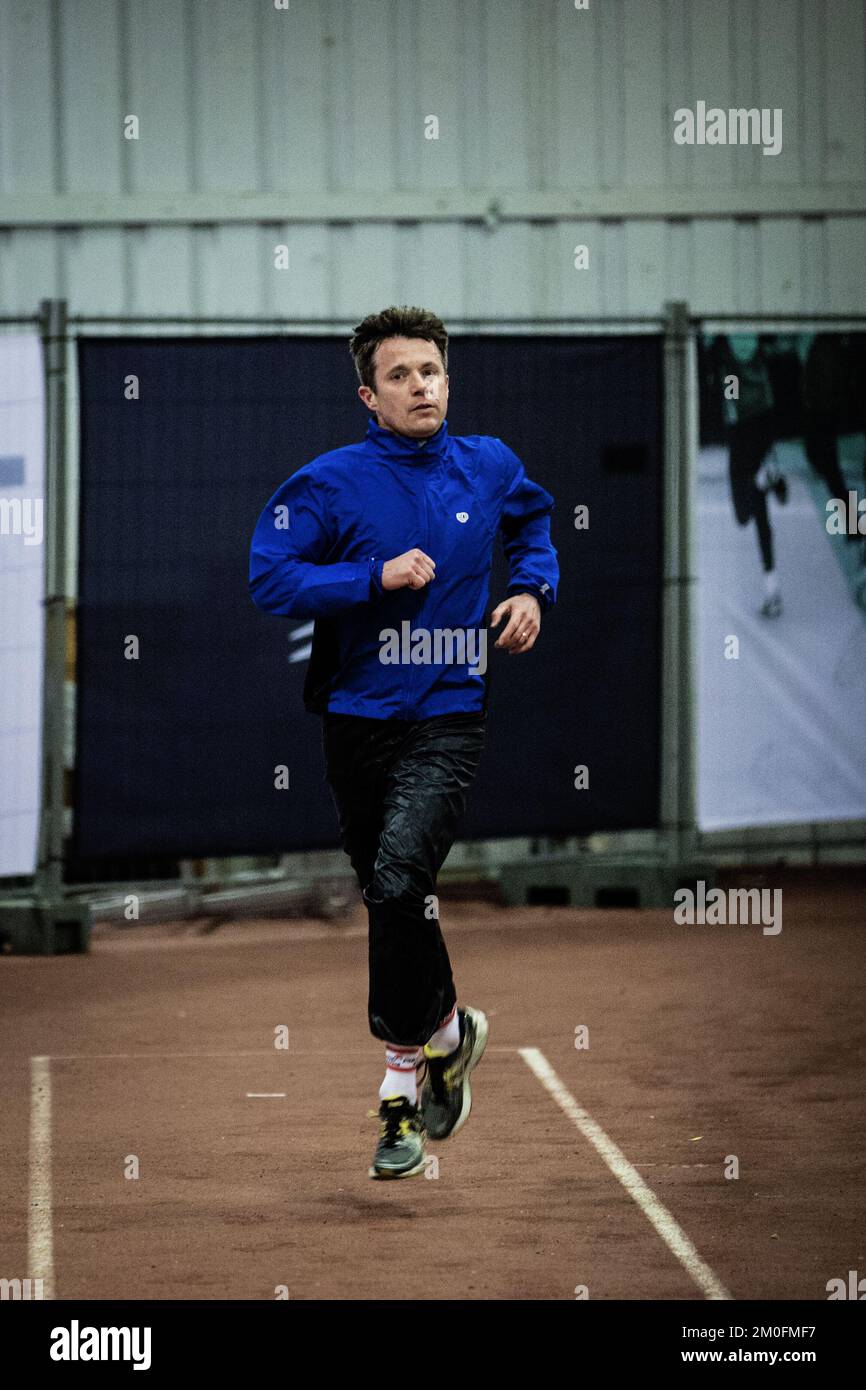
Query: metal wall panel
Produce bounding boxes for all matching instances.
[0,0,864,317]
[3,218,866,320]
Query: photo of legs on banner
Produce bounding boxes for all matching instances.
[697,331,866,830]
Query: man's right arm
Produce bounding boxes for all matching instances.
[248,468,384,620]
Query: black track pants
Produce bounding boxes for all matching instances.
[727,412,776,572]
[322,710,486,1048]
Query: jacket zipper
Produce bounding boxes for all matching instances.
[405,464,432,718]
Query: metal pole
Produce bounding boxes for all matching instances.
[34,299,69,904]
[660,301,697,867]
[681,316,699,866]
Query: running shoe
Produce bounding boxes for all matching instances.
[760,593,782,619]
[419,1006,488,1140]
[368,1096,427,1180]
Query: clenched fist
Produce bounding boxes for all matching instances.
[381,548,437,591]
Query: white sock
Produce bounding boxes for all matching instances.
[379,1046,422,1104]
[425,1005,461,1057]
[756,456,781,492]
[764,570,780,598]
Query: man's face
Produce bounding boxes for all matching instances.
[358,336,449,439]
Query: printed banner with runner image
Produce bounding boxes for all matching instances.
[696,331,866,830]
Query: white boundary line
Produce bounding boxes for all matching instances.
[40,1047,520,1061]
[31,1046,729,1300]
[519,1047,732,1301]
[28,1056,54,1300]
[23,1045,516,1298]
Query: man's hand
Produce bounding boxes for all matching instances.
[490,593,542,653]
[381,548,436,591]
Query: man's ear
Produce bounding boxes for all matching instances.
[358,384,377,413]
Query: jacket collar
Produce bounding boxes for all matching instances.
[365,415,449,463]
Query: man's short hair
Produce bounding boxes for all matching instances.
[350,306,448,391]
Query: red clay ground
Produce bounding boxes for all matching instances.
[1,881,864,1300]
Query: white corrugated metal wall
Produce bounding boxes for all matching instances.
[1,0,864,317]
[2,0,864,887]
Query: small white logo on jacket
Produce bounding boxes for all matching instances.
[456,512,469,523]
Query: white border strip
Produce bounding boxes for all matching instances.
[519,1047,731,1301]
[28,1055,54,1300]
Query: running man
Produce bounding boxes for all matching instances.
[249,306,559,1178]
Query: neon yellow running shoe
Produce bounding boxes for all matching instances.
[368,1096,427,1179]
[420,1006,488,1140]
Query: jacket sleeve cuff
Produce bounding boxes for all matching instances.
[369,555,386,597]
[506,583,550,611]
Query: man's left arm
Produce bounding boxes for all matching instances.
[491,446,559,653]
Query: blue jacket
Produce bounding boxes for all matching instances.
[248,416,559,719]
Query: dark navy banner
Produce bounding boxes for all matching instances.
[73,335,663,865]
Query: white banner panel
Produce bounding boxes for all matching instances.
[0,333,45,875]
[697,333,866,830]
